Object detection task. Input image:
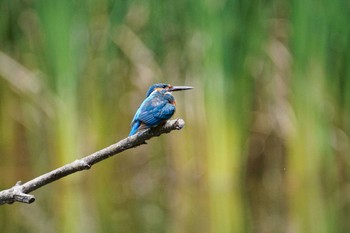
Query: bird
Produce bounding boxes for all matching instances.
[129,83,193,136]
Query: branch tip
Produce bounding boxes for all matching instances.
[175,119,185,129]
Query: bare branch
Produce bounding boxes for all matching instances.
[0,119,185,205]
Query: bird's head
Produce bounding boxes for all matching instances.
[146,83,193,97]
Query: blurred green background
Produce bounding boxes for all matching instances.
[1,0,350,232]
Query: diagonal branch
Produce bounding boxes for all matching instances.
[0,119,185,205]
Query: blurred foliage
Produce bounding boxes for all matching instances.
[1,0,350,232]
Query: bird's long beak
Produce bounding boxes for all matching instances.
[168,86,194,92]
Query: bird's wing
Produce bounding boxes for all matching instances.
[130,94,155,126]
[155,104,175,119]
[137,95,175,126]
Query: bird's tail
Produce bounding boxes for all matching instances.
[129,121,141,136]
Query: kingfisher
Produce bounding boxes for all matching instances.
[129,83,193,136]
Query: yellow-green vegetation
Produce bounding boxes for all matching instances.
[1,0,349,232]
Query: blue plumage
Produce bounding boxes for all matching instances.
[129,83,193,136]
